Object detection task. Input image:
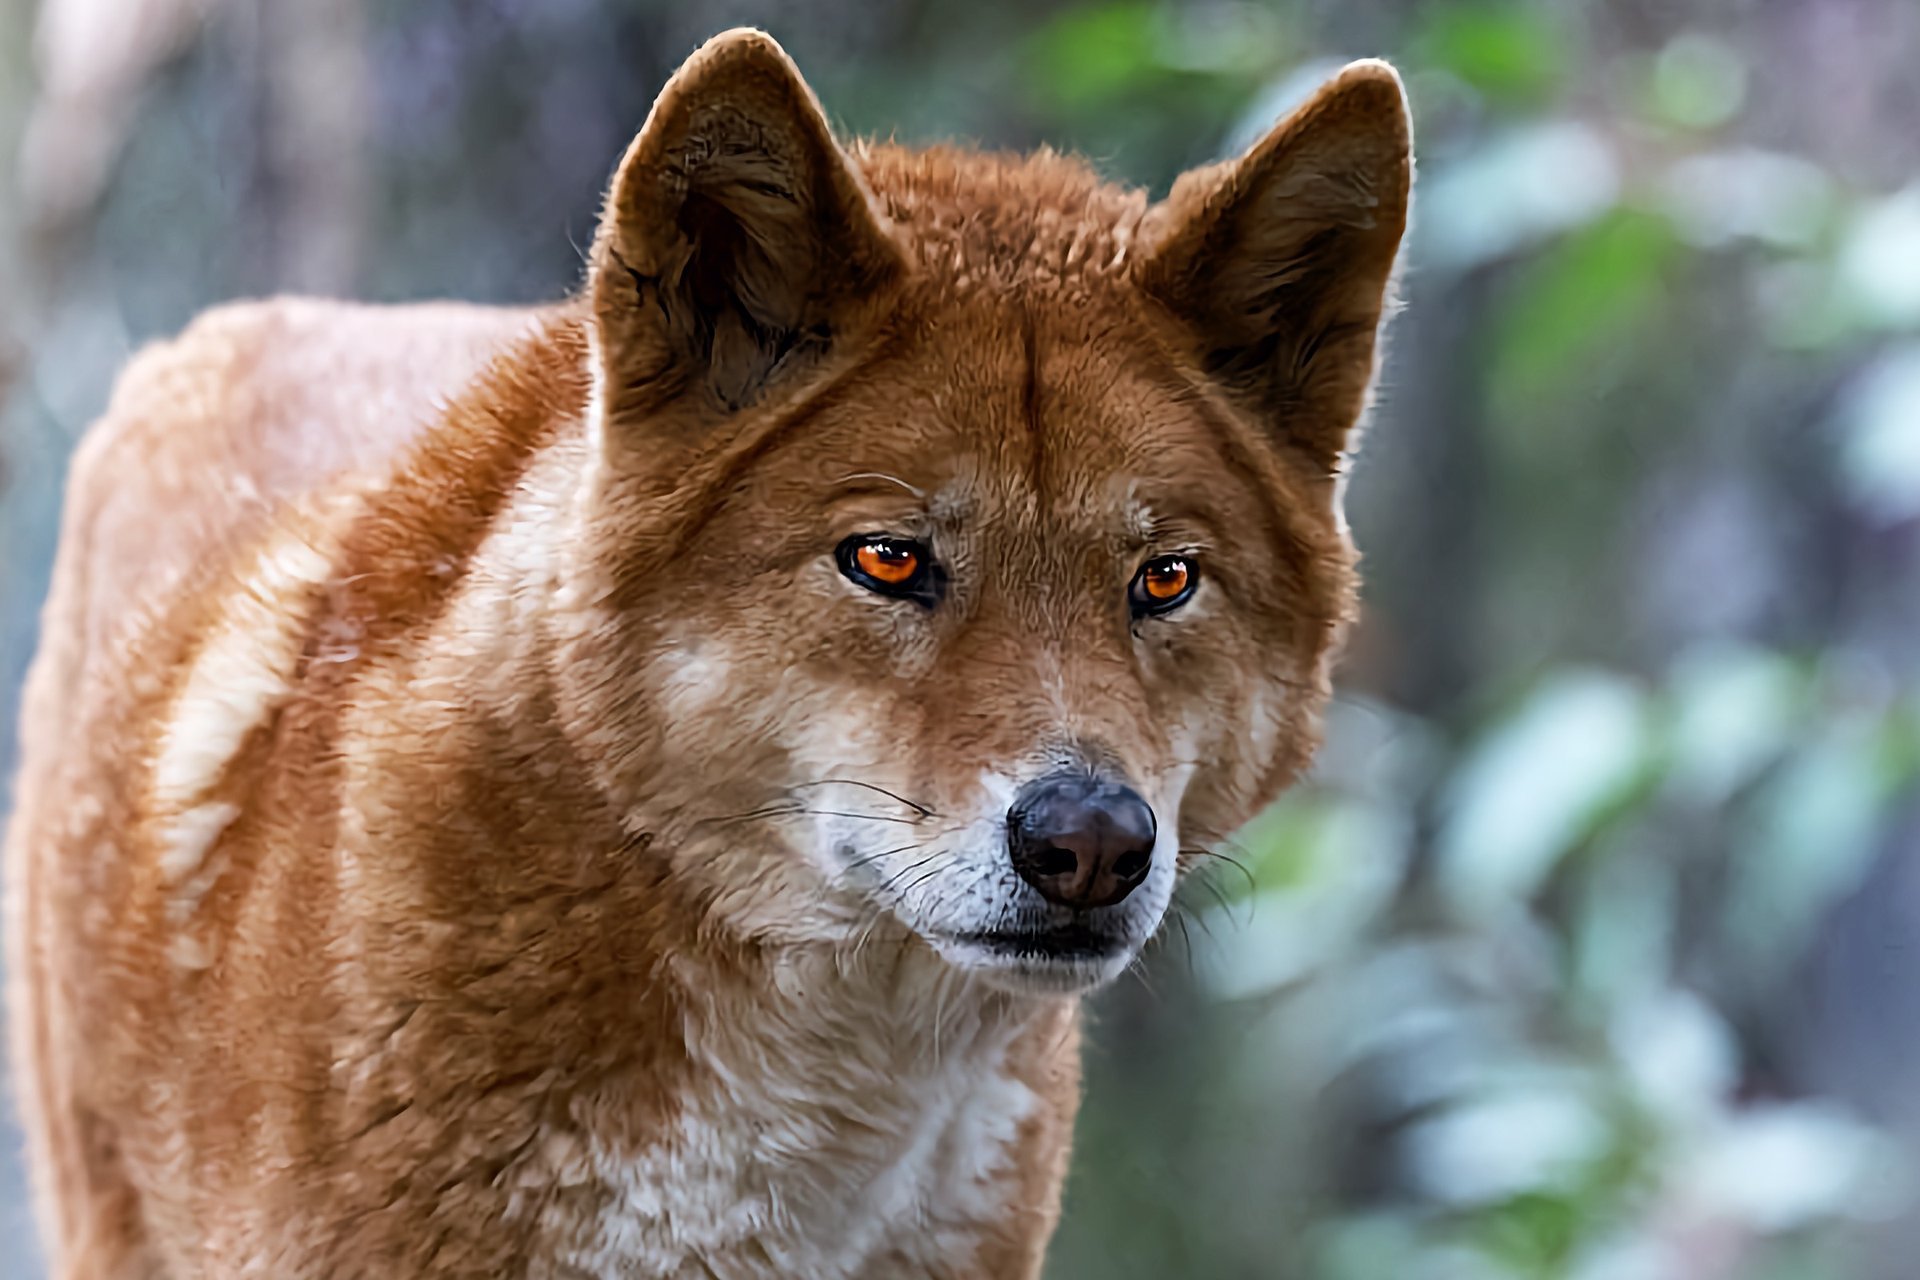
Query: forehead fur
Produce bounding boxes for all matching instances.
[848,143,1151,297]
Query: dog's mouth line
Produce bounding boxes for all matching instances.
[937,926,1130,962]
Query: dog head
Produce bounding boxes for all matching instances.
[555,30,1411,995]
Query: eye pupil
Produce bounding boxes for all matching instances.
[855,541,919,583]
[1131,555,1197,615]
[839,534,935,601]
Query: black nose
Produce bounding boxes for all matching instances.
[1006,773,1156,910]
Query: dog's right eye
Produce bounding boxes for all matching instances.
[836,534,939,605]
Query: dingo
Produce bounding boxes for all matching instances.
[6,28,1410,1278]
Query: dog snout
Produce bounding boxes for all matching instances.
[1005,773,1156,910]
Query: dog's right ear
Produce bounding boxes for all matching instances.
[589,29,906,419]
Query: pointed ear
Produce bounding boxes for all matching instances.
[1134,61,1412,473]
[588,29,906,417]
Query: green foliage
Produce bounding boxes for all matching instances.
[1022,2,1171,110]
[1646,34,1749,131]
[1016,1,1274,179]
[1470,1191,1583,1274]
[1181,645,1919,1279]
[1489,210,1679,422]
[1414,3,1568,107]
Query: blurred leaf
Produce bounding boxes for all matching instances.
[1882,699,1920,785]
[1658,149,1835,250]
[1490,209,1678,414]
[1837,184,1920,330]
[1016,1,1264,183]
[1200,794,1408,999]
[1309,1214,1424,1280]
[1418,122,1619,271]
[1020,0,1277,113]
[1152,3,1286,76]
[1649,33,1748,130]
[1724,719,1893,973]
[1022,1,1164,109]
[1607,990,1739,1129]
[1440,671,1654,918]
[1664,644,1804,804]
[1414,3,1567,107]
[1403,1085,1612,1207]
[1569,852,1678,1010]
[1235,792,1329,892]
[1836,343,1920,524]
[1680,1103,1906,1233]
[1470,1191,1581,1274]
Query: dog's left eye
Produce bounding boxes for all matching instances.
[837,534,938,604]
[1130,555,1197,616]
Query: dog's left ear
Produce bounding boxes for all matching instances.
[1135,61,1412,474]
[589,29,906,418]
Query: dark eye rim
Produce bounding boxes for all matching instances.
[836,533,942,605]
[1129,554,1199,617]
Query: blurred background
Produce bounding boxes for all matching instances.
[3,0,1919,1276]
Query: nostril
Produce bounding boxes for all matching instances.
[1032,846,1079,878]
[1007,770,1157,909]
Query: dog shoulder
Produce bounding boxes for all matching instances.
[64,298,541,643]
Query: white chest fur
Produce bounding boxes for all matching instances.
[532,961,1051,1280]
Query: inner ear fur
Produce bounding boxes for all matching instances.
[1134,61,1413,474]
[589,29,906,418]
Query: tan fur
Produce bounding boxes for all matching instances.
[6,30,1410,1279]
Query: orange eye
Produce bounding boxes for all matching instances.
[1142,560,1189,599]
[837,534,937,602]
[1130,555,1197,615]
[854,541,920,586]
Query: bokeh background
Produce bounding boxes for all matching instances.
[4,0,1920,1276]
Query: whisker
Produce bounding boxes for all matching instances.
[855,903,900,960]
[1189,871,1249,929]
[1168,908,1196,971]
[840,843,921,876]
[694,805,929,830]
[688,804,803,828]
[892,858,952,901]
[800,808,929,826]
[1175,895,1220,943]
[830,472,926,499]
[790,778,936,818]
[1179,846,1257,899]
[1122,951,1160,1001]
[689,776,937,832]
[879,849,948,898]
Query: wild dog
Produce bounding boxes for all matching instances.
[4,27,1411,1280]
